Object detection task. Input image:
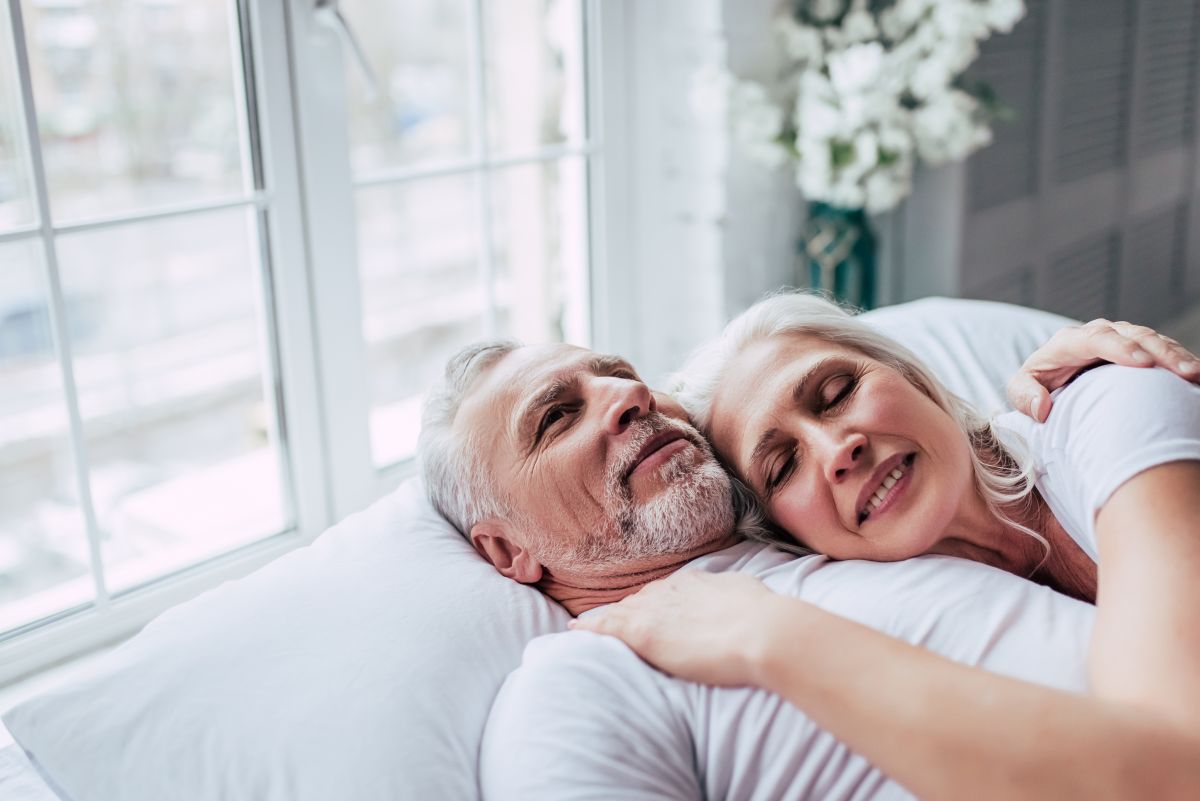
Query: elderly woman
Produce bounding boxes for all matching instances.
[574,291,1200,801]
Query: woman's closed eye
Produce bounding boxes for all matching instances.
[819,371,861,411]
[766,448,797,495]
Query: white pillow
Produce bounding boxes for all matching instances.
[2,480,570,801]
[860,297,1077,415]
[1,297,1076,801]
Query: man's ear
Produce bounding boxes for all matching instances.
[469,521,544,585]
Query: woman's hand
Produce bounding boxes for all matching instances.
[1008,319,1200,422]
[570,571,783,687]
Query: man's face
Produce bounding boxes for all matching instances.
[456,344,734,575]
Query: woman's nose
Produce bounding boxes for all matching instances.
[822,431,868,484]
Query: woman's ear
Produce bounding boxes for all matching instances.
[469,522,544,584]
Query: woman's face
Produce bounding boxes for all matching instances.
[709,334,976,561]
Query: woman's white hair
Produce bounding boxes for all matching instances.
[418,339,521,536]
[668,290,1048,561]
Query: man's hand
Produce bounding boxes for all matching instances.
[1008,319,1200,422]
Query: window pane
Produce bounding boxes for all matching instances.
[485,0,585,156]
[491,158,589,344]
[56,209,291,594]
[356,176,484,468]
[24,1,249,222]
[0,7,35,230]
[0,239,93,633]
[344,0,474,176]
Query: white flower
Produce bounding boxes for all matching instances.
[730,81,789,168]
[912,89,991,164]
[930,2,990,42]
[775,17,824,64]
[878,0,933,40]
[809,0,846,24]
[795,71,845,140]
[864,164,913,213]
[827,42,886,97]
[795,135,834,197]
[983,0,1026,33]
[839,9,878,43]
[825,175,866,209]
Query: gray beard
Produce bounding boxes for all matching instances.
[550,415,735,567]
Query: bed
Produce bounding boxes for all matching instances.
[0,298,1077,801]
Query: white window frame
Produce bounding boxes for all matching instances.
[0,0,633,685]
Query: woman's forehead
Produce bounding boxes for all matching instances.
[710,334,857,458]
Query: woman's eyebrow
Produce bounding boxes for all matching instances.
[745,357,839,475]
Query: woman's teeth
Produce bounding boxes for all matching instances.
[860,457,912,522]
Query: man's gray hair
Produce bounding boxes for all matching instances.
[418,339,521,536]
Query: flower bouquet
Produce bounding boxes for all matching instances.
[727,0,1026,306]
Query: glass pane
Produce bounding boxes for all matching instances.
[344,0,474,176]
[56,209,291,595]
[0,239,93,633]
[23,1,249,222]
[485,0,585,156]
[357,176,484,468]
[490,158,589,345]
[0,7,35,230]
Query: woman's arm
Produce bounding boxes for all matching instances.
[1089,461,1200,734]
[574,572,1200,801]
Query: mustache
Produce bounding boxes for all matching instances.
[606,413,710,490]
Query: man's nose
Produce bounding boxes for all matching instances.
[598,377,656,434]
[820,429,868,484]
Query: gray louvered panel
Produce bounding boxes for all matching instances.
[1042,233,1120,320]
[1135,0,1198,155]
[967,0,1044,211]
[965,269,1034,307]
[1054,0,1133,183]
[1122,205,1185,324]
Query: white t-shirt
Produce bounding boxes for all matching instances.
[481,541,1094,801]
[994,365,1200,562]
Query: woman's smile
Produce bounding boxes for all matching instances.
[858,452,916,525]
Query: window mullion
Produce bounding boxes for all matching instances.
[7,0,110,608]
[466,0,498,336]
[280,0,378,517]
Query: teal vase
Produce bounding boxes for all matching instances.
[802,202,876,309]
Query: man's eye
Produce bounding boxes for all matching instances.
[538,405,571,437]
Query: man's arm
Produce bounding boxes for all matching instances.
[1007,318,1200,421]
[480,632,700,801]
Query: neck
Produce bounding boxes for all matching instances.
[542,532,742,616]
[931,489,1097,603]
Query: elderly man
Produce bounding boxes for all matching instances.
[418,327,1198,801]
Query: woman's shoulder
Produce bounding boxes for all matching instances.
[996,365,1200,439]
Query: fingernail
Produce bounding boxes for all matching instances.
[567,620,576,628]
[1030,396,1043,420]
[1132,349,1152,364]
[1181,361,1200,373]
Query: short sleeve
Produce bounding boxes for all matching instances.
[480,631,701,801]
[998,365,1200,559]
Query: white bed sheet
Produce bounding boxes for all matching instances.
[0,721,65,801]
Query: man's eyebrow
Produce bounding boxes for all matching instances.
[745,358,836,480]
[589,354,636,375]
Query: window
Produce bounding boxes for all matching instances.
[0,0,608,680]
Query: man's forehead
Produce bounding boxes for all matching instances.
[456,343,599,433]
